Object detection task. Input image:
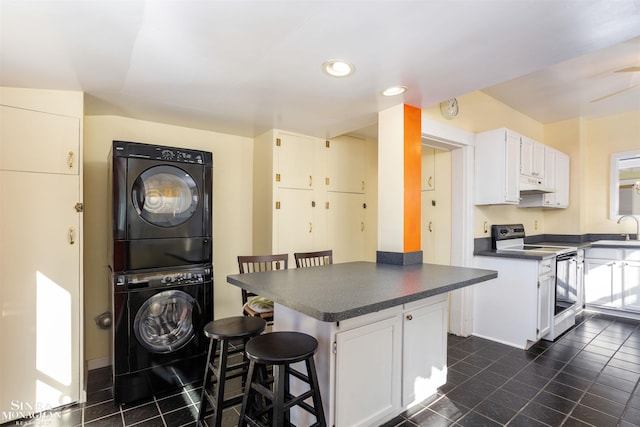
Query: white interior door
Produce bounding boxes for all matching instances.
[0,170,81,420]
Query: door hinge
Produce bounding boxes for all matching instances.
[74,202,84,213]
[536,328,540,335]
[325,140,330,148]
[276,173,281,182]
[275,201,281,210]
[332,342,337,354]
[325,202,330,209]
[276,138,281,147]
[325,177,330,185]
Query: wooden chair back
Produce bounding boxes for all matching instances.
[237,254,289,305]
[294,250,333,268]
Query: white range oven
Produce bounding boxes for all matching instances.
[492,224,580,341]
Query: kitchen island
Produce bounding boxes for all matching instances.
[227,261,497,426]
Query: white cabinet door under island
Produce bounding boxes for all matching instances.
[227,261,496,426]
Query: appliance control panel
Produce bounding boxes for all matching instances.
[113,266,212,290]
[112,140,212,166]
[492,224,526,242]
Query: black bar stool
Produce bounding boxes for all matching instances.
[238,331,326,427]
[197,316,267,427]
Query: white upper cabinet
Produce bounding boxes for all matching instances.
[520,147,570,209]
[474,128,521,205]
[520,136,545,179]
[553,151,570,208]
[0,106,80,175]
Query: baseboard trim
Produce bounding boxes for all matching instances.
[87,356,111,370]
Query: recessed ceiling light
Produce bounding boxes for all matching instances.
[322,59,355,77]
[382,86,407,96]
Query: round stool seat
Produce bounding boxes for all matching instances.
[245,331,318,365]
[203,316,266,340]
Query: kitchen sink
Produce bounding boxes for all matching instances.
[592,240,640,247]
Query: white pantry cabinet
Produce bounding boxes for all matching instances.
[0,106,80,175]
[275,132,319,190]
[474,128,521,205]
[0,88,83,423]
[421,147,451,265]
[327,135,366,194]
[422,146,435,191]
[327,192,366,262]
[253,130,373,264]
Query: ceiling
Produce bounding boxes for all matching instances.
[1,0,639,139]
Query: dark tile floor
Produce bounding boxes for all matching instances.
[4,311,640,427]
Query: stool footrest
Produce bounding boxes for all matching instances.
[202,393,245,414]
[198,316,267,427]
[288,367,309,383]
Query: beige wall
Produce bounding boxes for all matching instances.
[584,111,640,235]
[83,115,254,362]
[422,91,546,238]
[542,118,587,235]
[422,92,640,240]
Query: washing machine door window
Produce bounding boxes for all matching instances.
[134,290,196,353]
[132,165,199,227]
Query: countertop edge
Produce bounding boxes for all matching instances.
[590,243,640,249]
[321,271,498,322]
[228,268,497,322]
[473,250,554,260]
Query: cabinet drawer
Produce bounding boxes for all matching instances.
[624,249,640,262]
[403,293,447,311]
[539,259,553,276]
[586,248,622,260]
[338,305,401,331]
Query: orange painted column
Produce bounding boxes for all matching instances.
[377,104,422,265]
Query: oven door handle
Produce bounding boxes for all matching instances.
[556,252,578,262]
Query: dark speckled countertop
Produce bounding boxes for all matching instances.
[474,241,593,260]
[227,261,497,322]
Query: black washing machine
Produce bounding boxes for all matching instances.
[111,264,213,404]
[108,140,213,272]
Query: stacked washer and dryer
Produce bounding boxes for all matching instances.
[108,140,213,403]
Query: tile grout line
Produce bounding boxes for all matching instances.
[610,319,640,426]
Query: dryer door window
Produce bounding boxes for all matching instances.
[134,290,197,353]
[132,165,199,227]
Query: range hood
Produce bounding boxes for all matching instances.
[519,176,555,194]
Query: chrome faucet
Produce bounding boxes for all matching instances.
[617,215,640,241]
